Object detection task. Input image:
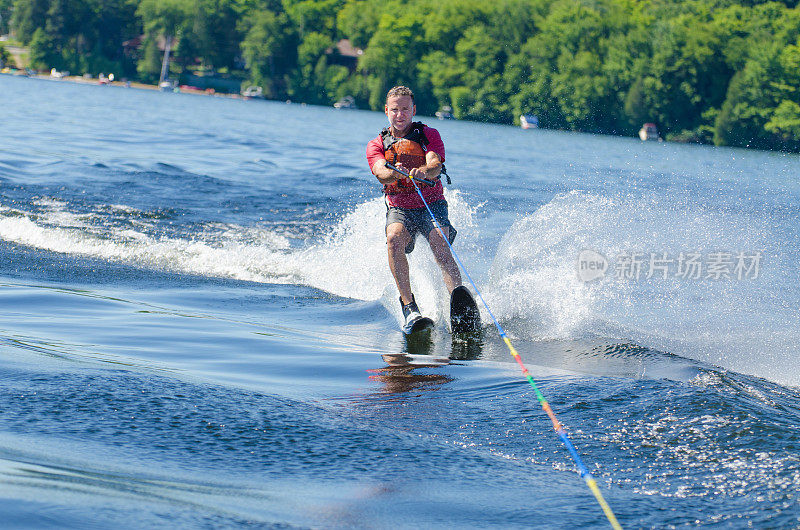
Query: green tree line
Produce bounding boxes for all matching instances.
[4,0,800,151]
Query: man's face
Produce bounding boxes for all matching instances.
[385,95,416,132]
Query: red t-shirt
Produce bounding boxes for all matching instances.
[366,125,446,209]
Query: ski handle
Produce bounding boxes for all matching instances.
[384,162,437,187]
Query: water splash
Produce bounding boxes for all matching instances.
[485,190,800,385]
[3,187,797,384]
[0,190,476,312]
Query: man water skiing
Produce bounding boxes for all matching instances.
[366,86,462,333]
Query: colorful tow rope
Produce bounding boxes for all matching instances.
[386,163,622,529]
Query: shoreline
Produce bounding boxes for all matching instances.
[1,69,249,99]
[3,69,798,155]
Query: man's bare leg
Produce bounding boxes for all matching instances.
[427,226,461,293]
[386,222,414,304]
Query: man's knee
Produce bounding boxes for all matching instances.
[428,228,452,258]
[386,223,410,252]
[428,226,449,248]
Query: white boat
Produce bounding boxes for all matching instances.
[639,123,660,141]
[159,80,177,92]
[334,95,357,109]
[520,114,539,129]
[435,106,454,120]
[242,86,264,99]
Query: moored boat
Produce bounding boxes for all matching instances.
[520,114,539,129]
[639,122,661,141]
[334,95,357,109]
[242,86,263,99]
[435,106,454,120]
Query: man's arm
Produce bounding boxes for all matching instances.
[371,159,401,185]
[372,152,442,185]
[412,151,442,181]
[368,138,403,185]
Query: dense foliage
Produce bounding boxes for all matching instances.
[5,0,800,151]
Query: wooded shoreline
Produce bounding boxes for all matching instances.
[2,0,799,153]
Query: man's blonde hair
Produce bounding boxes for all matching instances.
[386,86,415,103]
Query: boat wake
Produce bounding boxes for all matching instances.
[1,188,797,385]
[0,190,475,305]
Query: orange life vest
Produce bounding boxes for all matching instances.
[381,122,428,196]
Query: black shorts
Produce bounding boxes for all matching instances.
[385,199,457,254]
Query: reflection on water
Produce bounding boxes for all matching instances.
[368,365,453,394]
[370,330,485,394]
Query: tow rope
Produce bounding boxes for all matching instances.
[385,162,622,530]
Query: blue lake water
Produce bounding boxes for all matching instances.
[2,73,800,528]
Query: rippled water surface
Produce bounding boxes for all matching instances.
[2,74,800,528]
